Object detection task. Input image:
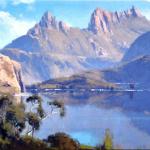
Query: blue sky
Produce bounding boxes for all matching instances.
[0,0,150,48]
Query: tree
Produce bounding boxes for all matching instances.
[103,128,113,150]
[25,95,65,137]
[45,132,79,150]
[26,112,40,138]
[26,95,45,137]
[0,96,11,123]
[5,103,26,136]
[48,100,65,117]
[0,96,13,140]
[26,95,42,104]
[0,95,68,150]
[0,96,26,140]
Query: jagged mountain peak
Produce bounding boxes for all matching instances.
[2,6,150,84]
[88,6,143,34]
[129,6,142,17]
[28,11,70,36]
[39,11,58,29]
[43,11,54,20]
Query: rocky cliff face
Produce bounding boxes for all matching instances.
[1,7,150,85]
[88,6,142,34]
[0,54,23,94]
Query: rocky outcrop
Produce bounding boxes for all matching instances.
[88,6,143,33]
[0,54,23,94]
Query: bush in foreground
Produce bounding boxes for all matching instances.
[45,132,80,150]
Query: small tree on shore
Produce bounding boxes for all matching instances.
[103,128,113,150]
[26,95,65,137]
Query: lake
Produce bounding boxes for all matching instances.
[24,89,150,149]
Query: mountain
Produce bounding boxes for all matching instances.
[88,6,142,34]
[101,55,150,88]
[1,6,150,85]
[123,31,150,61]
[40,55,150,90]
[0,54,23,94]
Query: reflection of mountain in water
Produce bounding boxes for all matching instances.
[42,89,150,111]
[105,91,150,136]
[33,91,150,149]
[42,90,150,134]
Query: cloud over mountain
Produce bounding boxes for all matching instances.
[0,11,35,48]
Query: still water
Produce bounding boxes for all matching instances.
[27,90,150,149]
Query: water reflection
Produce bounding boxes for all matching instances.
[17,90,150,149]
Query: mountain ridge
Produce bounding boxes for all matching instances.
[88,6,143,34]
[38,55,150,90]
[1,6,150,85]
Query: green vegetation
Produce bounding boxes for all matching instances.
[80,144,94,149]
[45,132,79,150]
[34,74,116,92]
[0,95,68,150]
[103,129,113,150]
[26,95,45,137]
[0,95,123,150]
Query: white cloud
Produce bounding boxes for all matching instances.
[0,11,35,48]
[12,0,35,5]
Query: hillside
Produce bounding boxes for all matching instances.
[37,55,150,90]
[123,31,150,61]
[34,71,115,91]
[102,55,150,88]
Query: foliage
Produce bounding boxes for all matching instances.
[6,104,26,133]
[26,95,42,104]
[27,112,40,130]
[48,100,65,117]
[80,144,94,149]
[26,94,45,137]
[0,95,68,150]
[37,102,45,118]
[103,129,113,150]
[45,132,80,150]
[0,137,10,150]
[26,112,40,137]
[25,95,65,138]
[0,96,11,123]
[0,136,52,150]
[0,96,26,140]
[0,95,117,150]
